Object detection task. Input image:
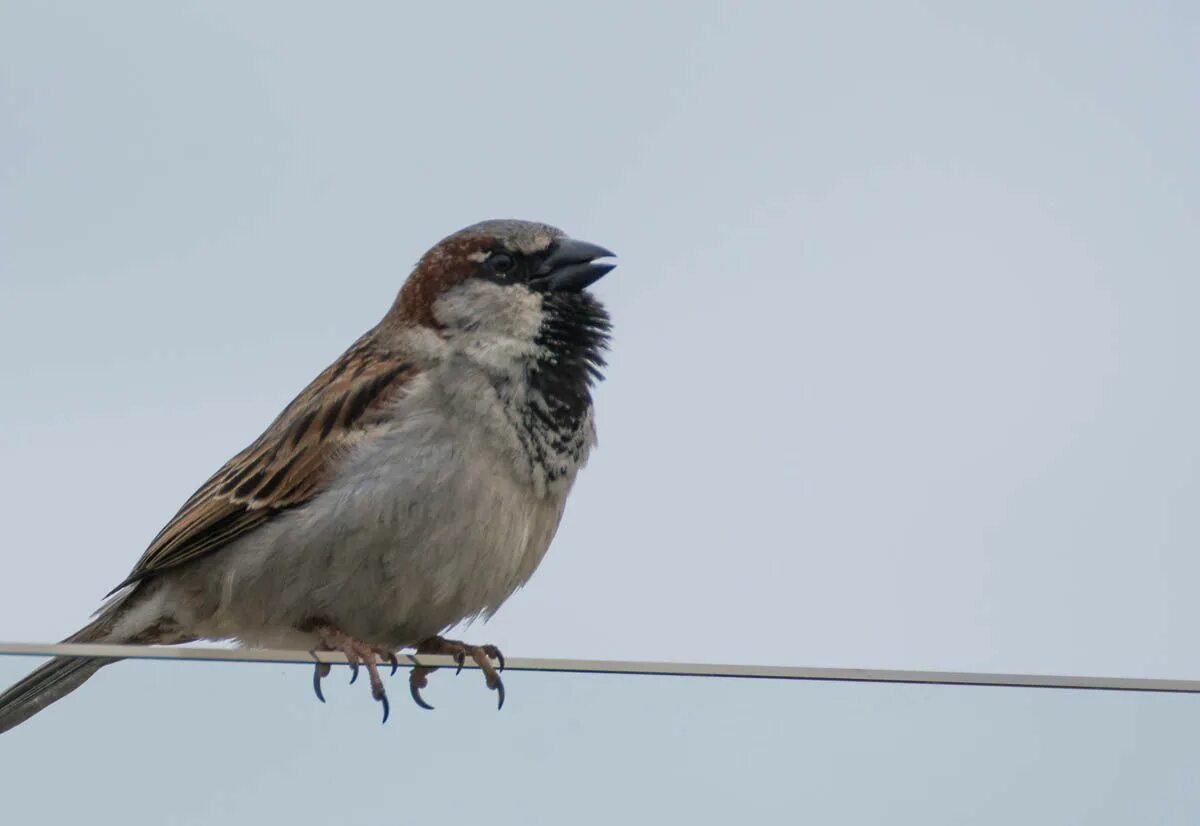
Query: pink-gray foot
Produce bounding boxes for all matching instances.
[310,625,400,723]
[408,636,505,711]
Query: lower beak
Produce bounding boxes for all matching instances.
[531,239,617,292]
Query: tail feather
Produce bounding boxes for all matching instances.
[0,615,122,735]
[0,656,113,734]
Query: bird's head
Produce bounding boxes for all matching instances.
[389,219,615,342]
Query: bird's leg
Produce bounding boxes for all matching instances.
[408,636,505,711]
[310,625,400,724]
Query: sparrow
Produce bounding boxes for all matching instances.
[0,219,615,732]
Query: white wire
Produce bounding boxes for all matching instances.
[1,641,1197,693]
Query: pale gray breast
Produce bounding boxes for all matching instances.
[303,374,582,638]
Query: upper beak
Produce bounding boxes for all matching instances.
[531,238,617,293]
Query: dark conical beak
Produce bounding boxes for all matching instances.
[531,238,617,292]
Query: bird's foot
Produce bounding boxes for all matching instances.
[409,636,505,711]
[310,626,400,724]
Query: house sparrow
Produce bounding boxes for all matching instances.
[0,219,615,732]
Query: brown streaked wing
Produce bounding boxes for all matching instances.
[109,335,417,594]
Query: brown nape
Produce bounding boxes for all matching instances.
[388,235,497,330]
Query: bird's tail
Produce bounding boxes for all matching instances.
[0,615,123,735]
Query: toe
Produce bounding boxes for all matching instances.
[312,664,328,703]
[409,680,435,711]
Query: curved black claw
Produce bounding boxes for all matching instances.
[384,652,400,677]
[410,680,435,711]
[312,666,327,703]
[379,694,391,725]
[494,649,506,672]
[348,661,360,685]
[495,677,506,711]
[454,652,465,676]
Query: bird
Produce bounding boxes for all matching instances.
[0,219,615,732]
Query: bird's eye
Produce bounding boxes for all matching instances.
[490,252,515,274]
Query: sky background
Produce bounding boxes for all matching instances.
[1,1,1198,821]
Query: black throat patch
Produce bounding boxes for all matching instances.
[522,292,611,476]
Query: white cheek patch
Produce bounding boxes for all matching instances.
[433,281,545,360]
[466,250,491,263]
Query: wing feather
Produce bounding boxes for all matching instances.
[109,335,416,593]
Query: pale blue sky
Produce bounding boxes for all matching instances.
[1,1,1198,821]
